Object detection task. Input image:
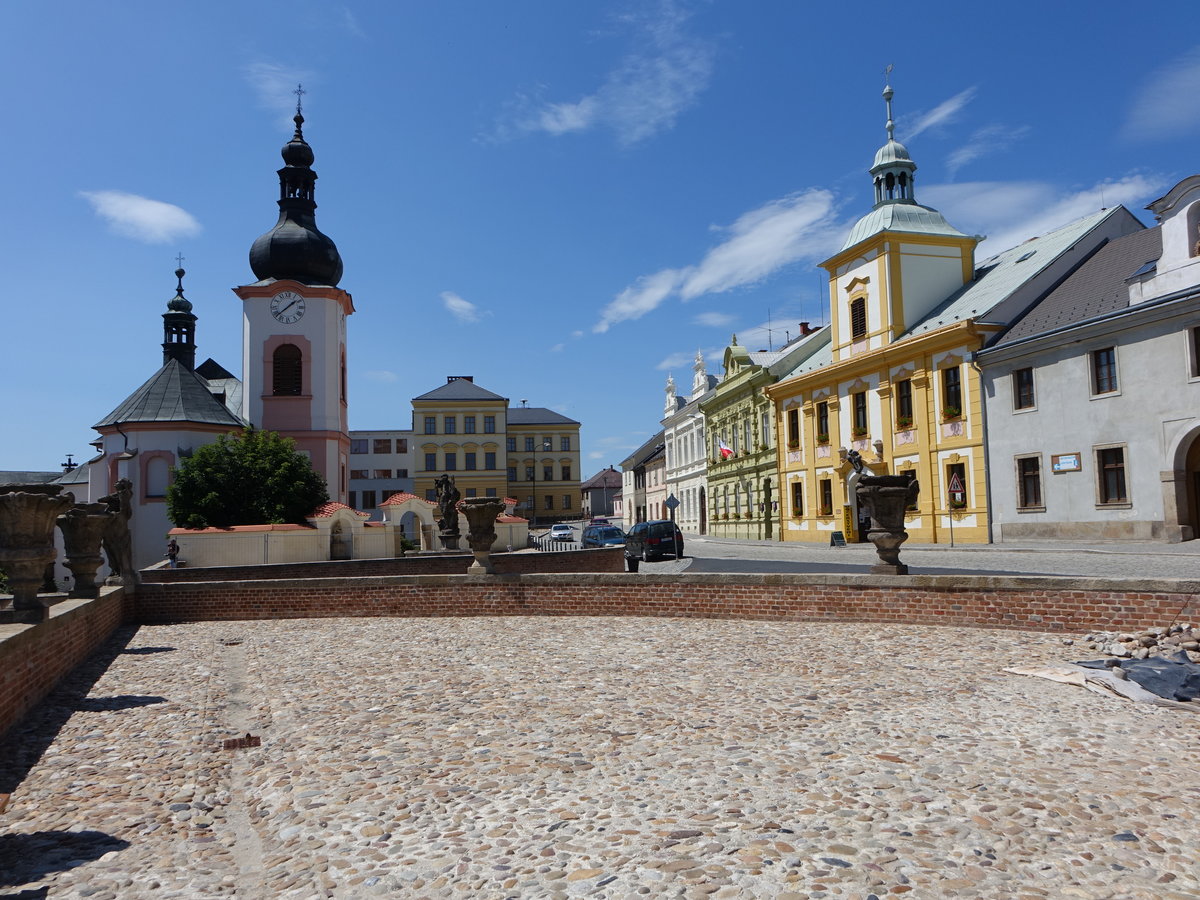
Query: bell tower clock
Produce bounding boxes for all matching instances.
[234,87,353,502]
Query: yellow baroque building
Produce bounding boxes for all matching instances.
[765,84,1129,545]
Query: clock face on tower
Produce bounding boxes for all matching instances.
[270,291,306,324]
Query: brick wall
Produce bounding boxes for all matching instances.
[0,588,126,740]
[140,548,625,583]
[132,572,1200,633]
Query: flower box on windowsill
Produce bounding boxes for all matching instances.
[941,407,961,421]
[896,416,914,430]
[816,433,830,445]
[851,428,869,439]
[948,499,967,510]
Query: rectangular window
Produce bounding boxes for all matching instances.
[544,495,554,510]
[396,439,407,454]
[372,469,392,479]
[1092,347,1118,394]
[506,437,516,452]
[942,366,962,415]
[350,438,368,454]
[485,452,496,470]
[543,465,553,481]
[464,416,476,434]
[362,490,377,509]
[349,469,368,480]
[946,462,967,508]
[426,489,437,502]
[1013,368,1035,410]
[853,392,868,435]
[507,466,517,481]
[743,420,751,452]
[560,436,571,451]
[542,437,553,451]
[444,453,457,471]
[396,469,408,478]
[485,488,497,497]
[563,494,572,509]
[791,481,803,517]
[1190,327,1200,378]
[896,379,913,427]
[466,488,477,498]
[424,453,437,471]
[373,438,391,454]
[525,437,535,452]
[1097,446,1127,504]
[787,408,800,447]
[484,415,496,433]
[465,453,477,470]
[444,416,456,434]
[562,465,572,481]
[348,491,358,509]
[525,466,535,481]
[762,411,771,448]
[424,416,437,435]
[819,479,833,516]
[1017,456,1042,509]
[817,401,829,440]
[850,297,867,339]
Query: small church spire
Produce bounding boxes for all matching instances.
[869,67,917,208]
[162,263,197,370]
[883,64,895,141]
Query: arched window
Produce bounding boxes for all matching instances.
[273,343,302,396]
[850,297,868,340]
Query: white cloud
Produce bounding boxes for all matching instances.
[571,330,584,339]
[79,191,201,244]
[655,351,695,371]
[1123,46,1200,140]
[903,87,977,141]
[498,1,715,147]
[923,173,1166,255]
[364,370,399,383]
[245,62,312,127]
[550,343,565,353]
[594,267,684,333]
[340,6,366,39]
[946,124,1031,179]
[440,291,488,324]
[693,311,734,327]
[588,451,606,460]
[594,189,841,332]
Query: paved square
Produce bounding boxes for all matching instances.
[1,617,1196,898]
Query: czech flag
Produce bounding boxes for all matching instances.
[718,439,734,460]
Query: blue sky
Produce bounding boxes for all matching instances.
[4,1,1200,476]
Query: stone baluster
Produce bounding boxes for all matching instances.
[58,502,113,599]
[0,484,75,623]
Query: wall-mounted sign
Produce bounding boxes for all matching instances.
[1051,453,1081,473]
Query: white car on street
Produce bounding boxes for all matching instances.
[548,524,575,542]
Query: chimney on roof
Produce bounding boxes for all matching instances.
[447,375,474,383]
[799,321,814,336]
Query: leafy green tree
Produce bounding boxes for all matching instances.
[167,429,329,528]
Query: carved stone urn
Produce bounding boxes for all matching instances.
[460,497,507,575]
[58,502,113,599]
[0,484,75,622]
[855,474,920,575]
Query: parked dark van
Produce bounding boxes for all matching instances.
[624,520,684,563]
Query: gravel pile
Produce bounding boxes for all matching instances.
[1067,623,1200,661]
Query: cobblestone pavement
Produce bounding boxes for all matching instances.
[3,618,1199,899]
[657,535,1200,580]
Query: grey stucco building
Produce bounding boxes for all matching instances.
[979,175,1200,542]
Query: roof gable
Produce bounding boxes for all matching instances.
[94,359,247,429]
[413,379,508,403]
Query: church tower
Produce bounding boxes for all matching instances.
[234,88,353,501]
[821,79,978,363]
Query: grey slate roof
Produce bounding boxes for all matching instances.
[412,379,508,403]
[620,430,665,470]
[94,359,247,429]
[900,207,1129,340]
[0,471,61,484]
[580,467,622,490]
[506,407,580,426]
[997,224,1161,345]
[55,461,93,485]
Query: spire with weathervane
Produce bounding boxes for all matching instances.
[248,84,344,286]
[162,258,197,370]
[871,68,918,207]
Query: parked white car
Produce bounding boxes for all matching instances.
[549,524,575,542]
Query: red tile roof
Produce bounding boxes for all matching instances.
[169,523,312,534]
[380,491,436,507]
[310,501,370,519]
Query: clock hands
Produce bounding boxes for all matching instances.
[278,298,299,315]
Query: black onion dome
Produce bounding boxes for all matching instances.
[166,267,193,312]
[248,110,343,287]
